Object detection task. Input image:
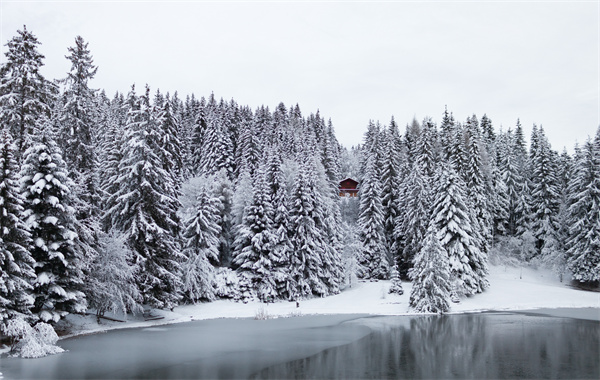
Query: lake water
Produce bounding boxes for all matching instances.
[1,310,598,379]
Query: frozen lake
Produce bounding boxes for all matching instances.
[1,310,598,379]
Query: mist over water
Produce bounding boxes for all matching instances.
[1,312,598,379]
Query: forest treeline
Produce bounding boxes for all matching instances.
[1,27,599,349]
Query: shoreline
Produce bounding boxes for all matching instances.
[56,305,599,342]
[2,263,599,356]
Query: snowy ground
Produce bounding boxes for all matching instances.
[2,264,599,354]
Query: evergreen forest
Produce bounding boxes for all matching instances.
[1,27,599,342]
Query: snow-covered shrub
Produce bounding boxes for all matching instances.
[212,267,240,299]
[254,306,272,320]
[534,236,568,282]
[237,272,256,303]
[488,236,525,267]
[86,232,143,320]
[4,319,64,358]
[388,266,404,295]
[287,310,302,318]
[489,233,537,268]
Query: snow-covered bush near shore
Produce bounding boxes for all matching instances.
[212,267,241,299]
[254,306,272,320]
[3,318,64,358]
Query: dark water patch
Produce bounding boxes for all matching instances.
[254,313,599,379]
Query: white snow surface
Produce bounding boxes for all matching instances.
[4,264,595,351]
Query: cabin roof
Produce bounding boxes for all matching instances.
[339,177,358,185]
[339,178,359,190]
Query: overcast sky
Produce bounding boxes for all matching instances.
[1,1,598,151]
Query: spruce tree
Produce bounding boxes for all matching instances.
[103,86,183,309]
[409,224,451,314]
[155,91,184,190]
[232,168,278,302]
[57,36,102,304]
[397,160,431,279]
[439,106,456,162]
[500,130,525,236]
[213,168,234,267]
[181,186,220,302]
[431,163,488,298]
[0,129,35,328]
[357,148,389,280]
[200,109,235,178]
[463,120,492,253]
[57,36,98,182]
[288,160,329,299]
[0,26,54,159]
[20,125,86,322]
[380,118,403,260]
[265,148,292,298]
[388,264,404,295]
[529,127,561,253]
[235,113,262,177]
[566,130,600,282]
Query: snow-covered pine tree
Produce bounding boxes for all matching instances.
[414,117,438,179]
[200,106,235,179]
[357,142,389,280]
[103,85,183,310]
[155,91,184,191]
[0,129,35,328]
[57,36,98,183]
[480,114,495,153]
[0,26,54,159]
[463,118,492,253]
[499,129,525,236]
[181,186,220,303]
[288,159,330,299]
[235,111,262,177]
[541,149,573,280]
[388,264,404,295]
[396,160,431,279]
[490,163,510,238]
[98,93,128,232]
[409,223,451,313]
[232,167,277,302]
[185,95,206,176]
[566,129,600,282]
[360,121,382,180]
[404,118,421,166]
[213,168,234,267]
[529,126,561,253]
[439,106,456,162]
[450,123,467,178]
[431,163,488,298]
[313,120,344,295]
[231,169,254,230]
[20,124,86,322]
[380,117,403,260]
[265,147,292,298]
[56,36,102,304]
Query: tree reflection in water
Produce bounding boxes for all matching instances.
[253,313,599,379]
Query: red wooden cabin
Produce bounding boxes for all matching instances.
[339,178,359,197]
